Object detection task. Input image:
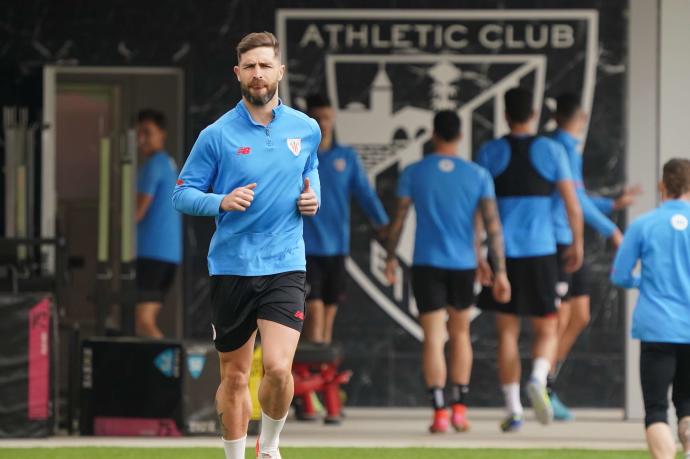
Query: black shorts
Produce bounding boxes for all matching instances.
[640,341,690,427]
[210,271,306,352]
[136,258,177,302]
[411,266,476,314]
[478,255,558,317]
[306,256,347,305]
[556,244,591,299]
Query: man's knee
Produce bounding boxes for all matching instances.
[135,303,159,326]
[497,321,520,342]
[570,308,591,330]
[263,360,292,383]
[533,316,558,338]
[219,369,250,395]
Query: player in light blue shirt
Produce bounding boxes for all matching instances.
[385,110,510,434]
[134,109,181,339]
[610,158,690,459]
[475,88,583,432]
[547,93,640,421]
[301,94,389,346]
[172,32,320,459]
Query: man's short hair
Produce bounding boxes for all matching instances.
[305,93,331,112]
[663,158,690,198]
[236,31,280,63]
[433,110,461,142]
[555,92,582,123]
[504,87,534,124]
[137,109,166,130]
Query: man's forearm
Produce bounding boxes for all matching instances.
[172,186,225,217]
[479,198,506,273]
[385,200,410,260]
[385,221,403,261]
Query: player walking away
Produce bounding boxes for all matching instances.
[385,110,510,434]
[548,93,641,420]
[302,93,389,345]
[134,109,182,338]
[475,87,583,432]
[172,32,321,459]
[611,158,690,459]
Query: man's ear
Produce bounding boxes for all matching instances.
[233,66,241,82]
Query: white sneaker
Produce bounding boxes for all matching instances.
[258,452,282,459]
[256,437,282,459]
[527,378,553,425]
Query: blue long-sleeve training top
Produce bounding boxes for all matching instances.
[610,199,690,343]
[172,100,321,276]
[551,129,617,245]
[303,143,388,256]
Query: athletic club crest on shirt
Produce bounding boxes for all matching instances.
[438,159,455,172]
[334,158,347,172]
[287,138,301,156]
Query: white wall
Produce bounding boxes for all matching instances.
[659,0,690,165]
[626,0,690,420]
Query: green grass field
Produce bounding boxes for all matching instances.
[0,448,667,459]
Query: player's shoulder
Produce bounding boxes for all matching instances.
[401,159,423,176]
[333,143,358,158]
[152,151,172,166]
[479,137,509,155]
[533,135,566,155]
[280,104,320,135]
[202,109,240,138]
[628,208,659,232]
[461,157,491,177]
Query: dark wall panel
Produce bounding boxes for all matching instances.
[0,0,627,407]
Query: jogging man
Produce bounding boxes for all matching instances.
[172,32,320,459]
[385,110,510,433]
[611,158,690,459]
[548,93,639,420]
[475,87,583,432]
[302,94,389,344]
[135,109,182,338]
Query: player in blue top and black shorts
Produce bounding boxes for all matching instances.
[385,110,510,434]
[302,94,389,345]
[548,93,640,420]
[611,158,690,459]
[173,32,320,459]
[475,87,583,432]
[134,109,182,339]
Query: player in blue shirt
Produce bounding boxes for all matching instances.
[548,93,640,420]
[302,94,389,345]
[134,109,182,339]
[385,110,510,434]
[611,158,690,459]
[172,32,320,459]
[475,88,583,432]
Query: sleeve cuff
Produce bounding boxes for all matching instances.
[207,193,225,216]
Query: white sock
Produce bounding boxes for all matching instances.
[531,357,551,386]
[259,411,287,452]
[502,383,523,416]
[222,435,246,459]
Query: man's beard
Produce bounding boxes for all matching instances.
[241,81,278,106]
